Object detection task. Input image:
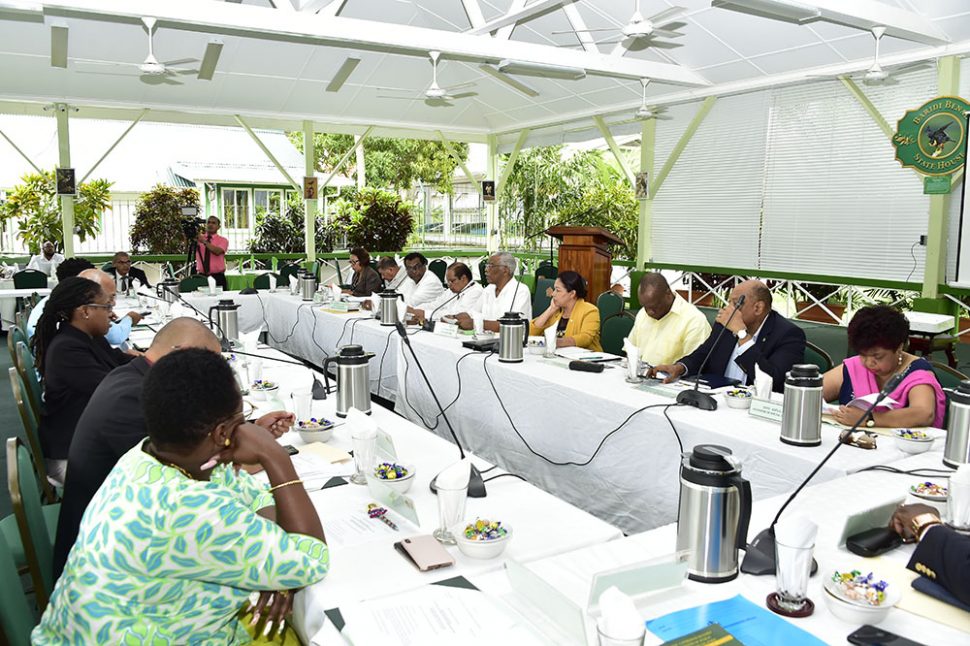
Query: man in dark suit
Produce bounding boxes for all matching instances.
[651,280,805,393]
[890,503,970,606]
[51,318,296,579]
[105,251,151,292]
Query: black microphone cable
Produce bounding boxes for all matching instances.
[481,352,685,466]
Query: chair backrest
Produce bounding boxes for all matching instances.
[8,367,55,504]
[12,270,47,289]
[478,259,488,286]
[596,290,624,323]
[252,273,278,290]
[532,278,555,317]
[0,531,35,646]
[278,263,301,284]
[601,313,636,356]
[535,264,558,281]
[100,262,113,271]
[627,270,646,310]
[428,259,448,285]
[15,342,44,419]
[178,275,208,293]
[7,437,54,612]
[803,341,833,373]
[7,325,26,368]
[931,360,967,391]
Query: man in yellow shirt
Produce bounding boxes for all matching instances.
[627,273,711,366]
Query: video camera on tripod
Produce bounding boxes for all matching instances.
[180,206,205,240]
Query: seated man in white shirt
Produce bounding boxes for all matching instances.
[27,241,65,276]
[402,252,444,309]
[454,252,532,333]
[407,262,484,324]
[376,256,412,297]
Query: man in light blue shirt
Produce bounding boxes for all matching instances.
[27,266,142,348]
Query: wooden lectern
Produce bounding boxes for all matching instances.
[545,226,624,303]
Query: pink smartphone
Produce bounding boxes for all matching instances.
[394,535,455,572]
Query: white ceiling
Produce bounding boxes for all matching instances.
[0,1,969,145]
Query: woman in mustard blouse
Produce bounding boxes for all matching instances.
[530,270,602,352]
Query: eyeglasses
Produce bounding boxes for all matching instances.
[84,303,113,311]
[115,260,132,265]
[349,259,361,266]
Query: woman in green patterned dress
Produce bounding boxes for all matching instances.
[33,348,329,644]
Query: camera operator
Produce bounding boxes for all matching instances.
[195,216,229,288]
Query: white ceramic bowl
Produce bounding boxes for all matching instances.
[822,573,900,625]
[526,336,546,355]
[250,383,279,401]
[367,462,415,493]
[893,429,935,455]
[297,420,335,443]
[455,522,512,559]
[723,388,754,409]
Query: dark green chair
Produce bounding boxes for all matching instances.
[8,367,55,504]
[12,270,47,290]
[429,259,448,285]
[803,341,833,373]
[0,531,36,645]
[8,437,59,613]
[7,325,26,368]
[14,343,44,421]
[628,270,646,310]
[931,360,967,390]
[279,263,302,284]
[252,273,279,290]
[699,306,718,327]
[519,274,536,297]
[535,263,558,282]
[533,278,555,317]
[177,275,208,293]
[596,291,624,324]
[479,259,488,286]
[601,312,635,356]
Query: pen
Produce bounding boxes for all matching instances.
[367,503,398,531]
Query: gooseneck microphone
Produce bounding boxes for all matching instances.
[741,370,906,575]
[394,322,486,498]
[676,294,746,411]
[160,284,233,352]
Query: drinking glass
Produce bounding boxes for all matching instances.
[350,431,376,486]
[596,624,645,646]
[433,483,468,545]
[774,539,814,613]
[945,478,970,531]
[291,387,312,421]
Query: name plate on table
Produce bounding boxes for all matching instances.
[636,381,681,399]
[434,321,459,338]
[367,478,419,527]
[749,398,783,423]
[326,301,360,313]
[375,428,397,461]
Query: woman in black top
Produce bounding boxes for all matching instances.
[346,247,382,297]
[32,277,132,483]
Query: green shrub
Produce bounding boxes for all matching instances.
[329,187,414,252]
[129,185,202,254]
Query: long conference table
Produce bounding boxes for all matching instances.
[183,290,929,534]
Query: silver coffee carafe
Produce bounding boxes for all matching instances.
[676,444,752,583]
[498,312,527,363]
[379,290,404,326]
[944,380,970,468]
[322,345,375,417]
[780,364,823,447]
[208,299,240,345]
[299,271,317,301]
[157,279,180,304]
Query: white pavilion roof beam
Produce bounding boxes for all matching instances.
[468,0,572,36]
[711,0,950,46]
[32,0,709,85]
[461,0,485,30]
[495,0,526,40]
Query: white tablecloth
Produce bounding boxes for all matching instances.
[466,450,966,645]
[393,330,924,534]
[0,278,53,328]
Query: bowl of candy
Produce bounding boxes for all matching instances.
[297,417,335,443]
[893,429,935,455]
[723,388,754,409]
[910,480,947,502]
[368,462,415,493]
[822,569,900,625]
[526,336,546,355]
[456,518,512,559]
[249,380,278,401]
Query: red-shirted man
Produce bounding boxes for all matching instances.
[195,216,229,288]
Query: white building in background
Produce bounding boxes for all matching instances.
[0,115,351,254]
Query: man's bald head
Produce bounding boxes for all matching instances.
[638,272,674,321]
[146,317,221,363]
[79,268,116,298]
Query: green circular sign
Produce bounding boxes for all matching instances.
[893,96,970,176]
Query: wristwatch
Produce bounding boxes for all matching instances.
[735,329,748,341]
[911,513,942,542]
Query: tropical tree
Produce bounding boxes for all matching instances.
[0,170,112,252]
[290,133,468,194]
[129,185,202,254]
[328,187,414,252]
[249,192,334,254]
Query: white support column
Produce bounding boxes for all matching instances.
[303,120,317,262]
[54,103,75,257]
[636,118,656,269]
[486,134,499,253]
[354,135,366,189]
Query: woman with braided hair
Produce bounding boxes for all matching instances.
[32,276,132,483]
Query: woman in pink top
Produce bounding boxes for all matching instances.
[822,305,945,428]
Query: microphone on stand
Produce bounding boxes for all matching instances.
[393,322,486,498]
[421,283,471,331]
[740,371,906,575]
[676,295,746,411]
[157,284,232,352]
